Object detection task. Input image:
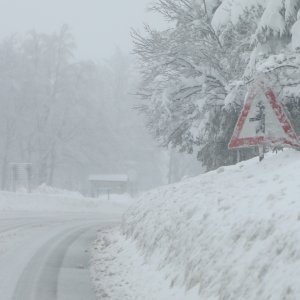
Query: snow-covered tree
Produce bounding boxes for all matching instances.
[133,0,261,170]
[220,0,300,132]
[134,0,300,171]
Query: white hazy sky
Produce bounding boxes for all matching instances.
[0,0,166,61]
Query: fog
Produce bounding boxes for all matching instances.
[0,0,200,195]
[0,0,166,60]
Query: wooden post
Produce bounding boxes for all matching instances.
[258,145,264,162]
[237,149,241,163]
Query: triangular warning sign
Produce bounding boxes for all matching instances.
[229,79,300,149]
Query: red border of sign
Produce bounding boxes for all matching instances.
[228,83,300,149]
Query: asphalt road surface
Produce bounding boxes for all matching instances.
[0,212,113,300]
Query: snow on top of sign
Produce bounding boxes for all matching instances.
[229,79,300,149]
[238,88,285,138]
[88,174,129,182]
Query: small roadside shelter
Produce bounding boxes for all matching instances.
[88,174,129,197]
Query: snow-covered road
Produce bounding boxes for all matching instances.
[0,212,115,300]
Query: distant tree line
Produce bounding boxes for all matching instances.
[0,26,164,191]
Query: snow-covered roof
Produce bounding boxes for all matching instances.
[88,174,129,182]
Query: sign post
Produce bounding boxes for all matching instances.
[228,78,300,160]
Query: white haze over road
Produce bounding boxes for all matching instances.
[0,212,112,300]
[0,191,128,300]
[0,0,166,60]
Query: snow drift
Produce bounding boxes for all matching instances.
[0,190,130,216]
[121,149,300,299]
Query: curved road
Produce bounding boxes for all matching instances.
[0,212,115,300]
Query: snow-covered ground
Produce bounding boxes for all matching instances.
[91,149,300,300]
[0,189,131,216]
[0,188,130,299]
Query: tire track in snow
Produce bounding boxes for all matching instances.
[12,223,98,300]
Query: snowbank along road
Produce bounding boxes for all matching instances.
[91,150,300,300]
[0,212,117,300]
